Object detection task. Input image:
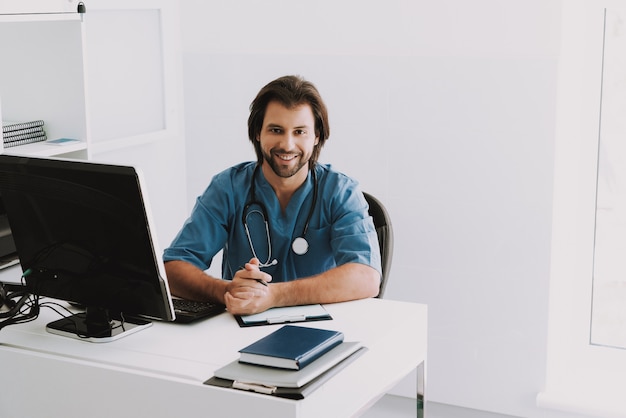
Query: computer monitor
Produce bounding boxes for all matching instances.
[0,154,176,342]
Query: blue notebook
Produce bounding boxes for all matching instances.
[238,325,344,370]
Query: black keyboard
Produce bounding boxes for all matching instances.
[172,298,225,323]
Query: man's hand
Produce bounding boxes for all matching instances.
[224,258,273,315]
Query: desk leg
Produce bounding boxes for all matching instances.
[417,361,425,418]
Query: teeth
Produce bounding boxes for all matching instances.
[278,154,296,161]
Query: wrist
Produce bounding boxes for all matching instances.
[204,275,229,304]
[269,281,298,307]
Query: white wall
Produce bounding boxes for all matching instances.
[178,1,582,416]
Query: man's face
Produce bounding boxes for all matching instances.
[258,101,319,179]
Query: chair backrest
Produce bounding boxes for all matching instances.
[363,192,393,298]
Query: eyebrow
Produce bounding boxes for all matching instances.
[266,123,311,130]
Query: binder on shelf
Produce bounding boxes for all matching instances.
[3,135,47,148]
[4,131,46,143]
[2,119,48,149]
[2,126,44,139]
[2,120,45,134]
[238,325,344,370]
[205,341,366,400]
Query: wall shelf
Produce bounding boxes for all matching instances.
[0,0,187,255]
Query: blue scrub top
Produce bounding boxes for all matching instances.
[163,162,381,282]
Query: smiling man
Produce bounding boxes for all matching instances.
[163,75,381,315]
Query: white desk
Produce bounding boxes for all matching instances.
[0,298,426,418]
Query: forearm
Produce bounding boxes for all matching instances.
[270,263,380,307]
[164,260,229,304]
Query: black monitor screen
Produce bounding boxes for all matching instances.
[0,154,175,340]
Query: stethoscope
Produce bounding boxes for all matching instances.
[242,165,318,268]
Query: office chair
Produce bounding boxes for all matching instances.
[363,192,394,298]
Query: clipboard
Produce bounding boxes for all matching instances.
[235,304,332,327]
[204,342,367,400]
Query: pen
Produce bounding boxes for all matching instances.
[239,266,268,287]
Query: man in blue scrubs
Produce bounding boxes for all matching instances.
[164,75,381,315]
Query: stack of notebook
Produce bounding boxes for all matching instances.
[205,325,366,399]
[2,120,47,148]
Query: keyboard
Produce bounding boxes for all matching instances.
[172,298,225,323]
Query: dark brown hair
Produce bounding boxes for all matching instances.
[248,75,330,166]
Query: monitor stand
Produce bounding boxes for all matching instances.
[45,306,152,343]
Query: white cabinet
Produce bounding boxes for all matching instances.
[0,0,188,268]
[0,5,88,158]
[0,0,185,157]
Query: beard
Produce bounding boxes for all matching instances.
[262,149,310,178]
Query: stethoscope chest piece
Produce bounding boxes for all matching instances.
[291,236,309,256]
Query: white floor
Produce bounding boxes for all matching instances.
[362,395,520,418]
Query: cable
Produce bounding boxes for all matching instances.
[0,292,39,330]
[0,269,40,330]
[0,292,29,318]
[1,271,131,336]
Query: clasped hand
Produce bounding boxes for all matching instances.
[224,258,273,315]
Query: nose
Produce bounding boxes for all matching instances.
[279,132,296,149]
